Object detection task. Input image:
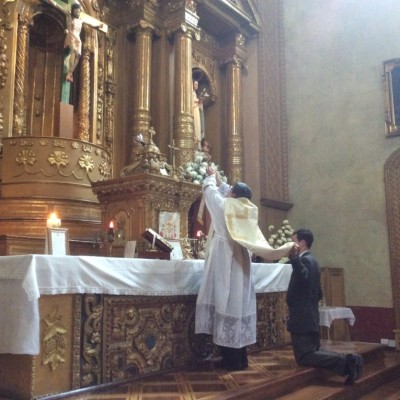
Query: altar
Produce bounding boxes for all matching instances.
[0,255,292,399]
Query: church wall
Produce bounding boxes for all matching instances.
[283,0,400,312]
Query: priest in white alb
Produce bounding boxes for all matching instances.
[195,166,296,370]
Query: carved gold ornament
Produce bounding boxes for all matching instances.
[42,308,68,371]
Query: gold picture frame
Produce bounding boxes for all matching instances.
[46,228,70,255]
[383,58,400,136]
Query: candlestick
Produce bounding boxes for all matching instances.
[47,212,61,228]
[106,220,115,256]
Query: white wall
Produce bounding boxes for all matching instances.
[284,0,400,307]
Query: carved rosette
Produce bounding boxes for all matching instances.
[2,137,111,200]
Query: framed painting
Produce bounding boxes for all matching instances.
[383,58,400,136]
[46,228,70,255]
[158,211,180,239]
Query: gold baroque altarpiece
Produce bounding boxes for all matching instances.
[0,0,262,251]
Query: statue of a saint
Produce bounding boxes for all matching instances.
[192,80,205,150]
[42,0,107,83]
[200,138,211,161]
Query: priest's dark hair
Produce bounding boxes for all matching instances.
[232,182,252,200]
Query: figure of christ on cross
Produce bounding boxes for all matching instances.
[41,0,107,102]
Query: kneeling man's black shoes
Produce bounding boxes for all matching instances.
[345,354,364,385]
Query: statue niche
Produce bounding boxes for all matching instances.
[28,10,81,137]
[192,67,214,151]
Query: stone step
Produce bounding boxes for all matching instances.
[357,376,400,399]
[32,342,400,400]
[274,363,400,400]
[202,342,399,400]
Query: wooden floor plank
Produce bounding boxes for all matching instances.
[32,341,399,400]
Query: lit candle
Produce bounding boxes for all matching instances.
[47,212,61,228]
[107,220,115,245]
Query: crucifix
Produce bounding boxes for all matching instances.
[41,0,108,103]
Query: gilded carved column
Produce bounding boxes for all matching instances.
[13,14,31,136]
[129,21,155,164]
[172,25,198,169]
[77,44,91,142]
[104,31,116,151]
[225,55,245,183]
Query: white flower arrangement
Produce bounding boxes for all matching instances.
[180,154,227,185]
[267,219,294,263]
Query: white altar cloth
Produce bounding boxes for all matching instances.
[0,255,291,355]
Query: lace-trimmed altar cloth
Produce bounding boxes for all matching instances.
[0,255,291,355]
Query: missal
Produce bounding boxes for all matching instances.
[142,228,173,253]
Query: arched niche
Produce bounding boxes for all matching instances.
[192,67,216,146]
[28,5,86,137]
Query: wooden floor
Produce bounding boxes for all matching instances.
[10,341,400,400]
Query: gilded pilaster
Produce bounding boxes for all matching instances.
[225,55,244,183]
[164,0,200,170]
[104,30,116,151]
[77,45,91,142]
[13,14,31,136]
[172,25,199,169]
[129,21,155,164]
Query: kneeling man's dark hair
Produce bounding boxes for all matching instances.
[294,229,314,248]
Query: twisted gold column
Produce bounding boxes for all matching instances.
[13,15,30,136]
[77,45,91,142]
[129,21,154,164]
[172,26,197,169]
[104,32,116,151]
[225,56,244,183]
